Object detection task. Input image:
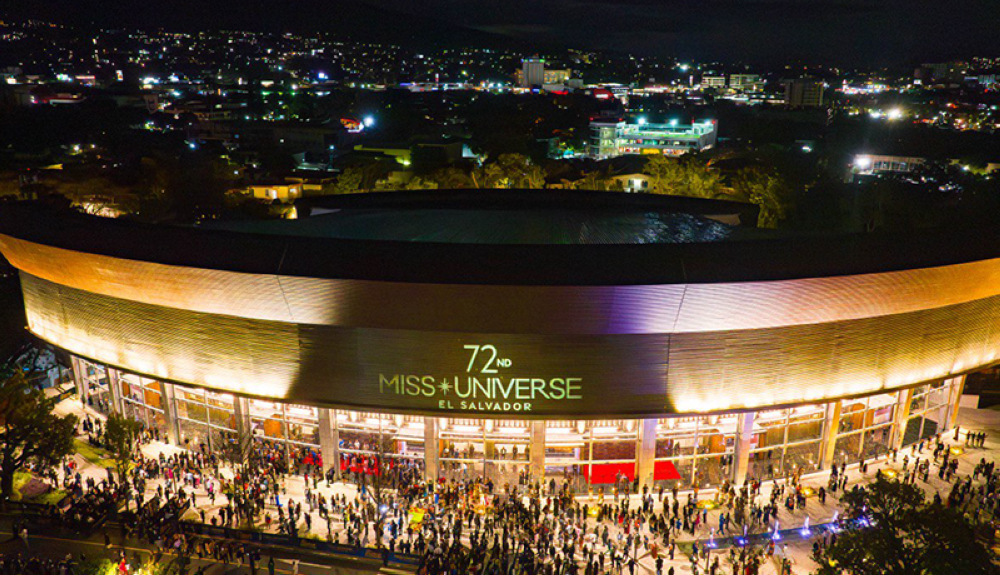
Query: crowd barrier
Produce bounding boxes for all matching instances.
[180,521,422,568]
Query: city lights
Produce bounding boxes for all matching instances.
[0,15,998,575]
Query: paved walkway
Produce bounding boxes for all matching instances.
[36,400,1000,574]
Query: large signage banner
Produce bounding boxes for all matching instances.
[294,327,674,417]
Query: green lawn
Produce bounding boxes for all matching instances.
[12,470,31,499]
[11,470,66,505]
[73,438,116,468]
[32,489,67,505]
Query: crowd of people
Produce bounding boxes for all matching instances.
[5,409,999,575]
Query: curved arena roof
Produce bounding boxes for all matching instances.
[1,191,998,418]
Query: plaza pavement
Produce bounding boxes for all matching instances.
[45,398,1000,574]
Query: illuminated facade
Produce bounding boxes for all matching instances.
[0,191,983,490]
[588,119,718,159]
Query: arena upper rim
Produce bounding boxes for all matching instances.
[1,191,999,419]
[0,189,998,286]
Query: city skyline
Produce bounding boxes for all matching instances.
[5,0,1000,67]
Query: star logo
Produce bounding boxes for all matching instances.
[438,379,452,395]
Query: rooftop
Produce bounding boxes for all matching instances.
[2,190,997,286]
[210,190,759,245]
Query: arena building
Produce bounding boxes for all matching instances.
[0,190,984,491]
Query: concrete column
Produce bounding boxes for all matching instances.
[232,396,251,437]
[106,368,124,414]
[159,382,181,445]
[424,417,439,482]
[70,356,87,405]
[318,408,339,477]
[890,388,914,451]
[636,418,658,489]
[530,420,546,481]
[820,400,842,470]
[732,411,755,484]
[947,375,967,432]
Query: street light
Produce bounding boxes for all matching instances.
[363,115,375,128]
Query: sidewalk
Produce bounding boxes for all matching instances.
[48,397,1000,574]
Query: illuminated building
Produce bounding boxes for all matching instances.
[588,118,718,159]
[782,77,826,108]
[851,154,926,178]
[520,57,545,88]
[248,182,305,202]
[0,191,979,490]
[729,74,763,92]
[701,75,726,88]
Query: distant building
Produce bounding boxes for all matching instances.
[701,75,726,88]
[245,175,338,202]
[730,74,763,92]
[248,181,303,202]
[916,61,966,83]
[543,69,572,86]
[588,119,718,159]
[516,59,572,89]
[851,154,925,179]
[521,58,545,88]
[782,78,825,108]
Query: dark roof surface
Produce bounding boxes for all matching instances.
[205,209,746,245]
[0,190,997,286]
[215,189,764,245]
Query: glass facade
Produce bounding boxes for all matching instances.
[77,359,112,415]
[655,415,737,488]
[904,382,954,445]
[833,391,897,466]
[119,373,169,440]
[440,418,527,485]
[748,405,826,481]
[544,419,639,492]
[339,411,424,462]
[74,355,965,492]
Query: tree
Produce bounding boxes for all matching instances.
[574,170,622,192]
[813,476,995,575]
[0,366,77,503]
[731,167,793,229]
[404,176,439,190]
[104,413,143,503]
[682,159,724,199]
[330,168,364,195]
[643,155,686,195]
[479,154,546,189]
[643,155,722,198]
[429,167,474,189]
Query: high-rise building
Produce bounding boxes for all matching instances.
[521,58,545,88]
[782,78,825,108]
[588,118,718,159]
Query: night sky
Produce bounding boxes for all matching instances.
[431,0,1000,67]
[8,0,1000,67]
